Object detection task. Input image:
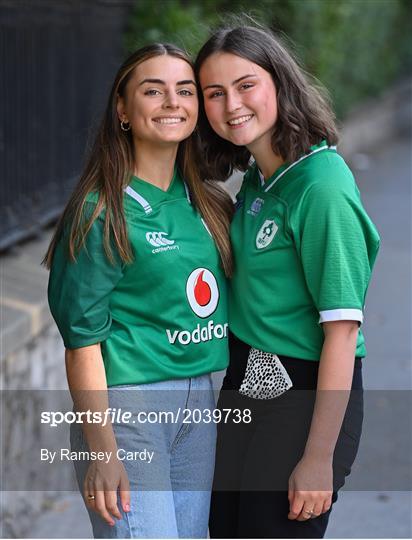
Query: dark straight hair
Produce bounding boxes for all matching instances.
[195,25,339,181]
[44,43,233,276]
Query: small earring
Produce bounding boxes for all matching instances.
[120,120,131,132]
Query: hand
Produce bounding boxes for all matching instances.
[84,457,130,526]
[287,455,333,521]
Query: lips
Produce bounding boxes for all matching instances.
[227,114,254,126]
[152,117,186,124]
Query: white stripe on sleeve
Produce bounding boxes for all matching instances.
[319,309,364,324]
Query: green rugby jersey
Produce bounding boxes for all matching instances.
[48,169,229,386]
[230,141,380,360]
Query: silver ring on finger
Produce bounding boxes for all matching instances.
[303,509,314,517]
[87,494,96,501]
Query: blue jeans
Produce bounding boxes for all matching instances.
[70,374,217,538]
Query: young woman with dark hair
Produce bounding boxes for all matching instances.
[196,25,380,538]
[45,43,233,538]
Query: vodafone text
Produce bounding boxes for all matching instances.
[166,320,228,345]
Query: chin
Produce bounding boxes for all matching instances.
[228,133,254,147]
[168,131,193,142]
[157,135,190,145]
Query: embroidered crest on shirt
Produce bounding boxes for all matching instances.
[247,197,264,216]
[256,219,278,249]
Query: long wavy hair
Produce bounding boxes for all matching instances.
[195,25,339,181]
[44,43,233,275]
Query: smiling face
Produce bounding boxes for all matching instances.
[117,55,198,147]
[199,52,278,154]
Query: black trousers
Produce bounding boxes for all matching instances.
[209,333,364,539]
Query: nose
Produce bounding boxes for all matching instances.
[163,90,179,109]
[225,90,242,114]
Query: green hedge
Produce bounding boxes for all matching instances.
[125,0,412,117]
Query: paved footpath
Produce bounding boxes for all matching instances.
[327,134,412,538]
[28,134,411,539]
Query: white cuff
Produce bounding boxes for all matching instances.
[319,309,364,324]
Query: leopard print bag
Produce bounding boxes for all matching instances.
[239,348,293,400]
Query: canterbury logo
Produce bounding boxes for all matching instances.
[145,231,175,247]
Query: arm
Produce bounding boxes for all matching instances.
[48,207,130,524]
[287,171,379,520]
[66,344,130,526]
[288,320,359,520]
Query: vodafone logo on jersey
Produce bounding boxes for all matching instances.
[186,268,219,318]
[165,269,226,346]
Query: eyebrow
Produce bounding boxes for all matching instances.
[202,74,257,91]
[138,78,196,86]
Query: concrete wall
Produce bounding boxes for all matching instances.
[1,237,73,538]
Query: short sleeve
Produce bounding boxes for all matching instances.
[48,206,125,348]
[295,178,380,324]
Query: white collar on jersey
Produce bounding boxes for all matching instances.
[258,144,336,192]
[124,181,191,214]
[124,186,153,214]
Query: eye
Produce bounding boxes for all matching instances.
[178,89,195,96]
[207,90,224,99]
[144,88,162,96]
[240,82,254,91]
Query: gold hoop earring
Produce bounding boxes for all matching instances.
[120,120,131,132]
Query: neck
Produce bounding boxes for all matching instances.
[247,136,284,181]
[133,140,179,191]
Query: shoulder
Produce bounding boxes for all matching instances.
[296,150,359,202]
[83,189,137,221]
[285,150,370,232]
[304,149,355,185]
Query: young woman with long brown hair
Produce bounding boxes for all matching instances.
[195,25,380,538]
[45,43,233,538]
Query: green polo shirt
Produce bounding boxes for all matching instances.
[229,141,380,360]
[48,169,229,385]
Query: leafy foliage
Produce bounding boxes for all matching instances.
[124,0,412,117]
